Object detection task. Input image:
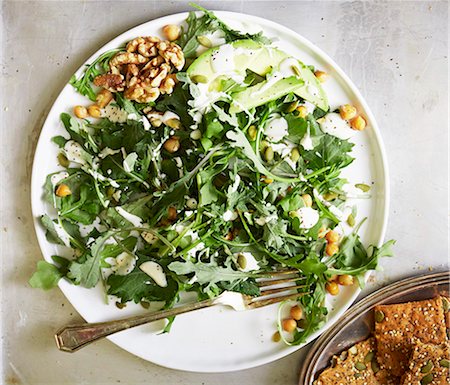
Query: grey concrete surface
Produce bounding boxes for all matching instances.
[0,1,448,384]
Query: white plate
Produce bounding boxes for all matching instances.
[31,11,389,372]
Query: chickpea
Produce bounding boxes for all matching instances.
[296,105,308,118]
[326,281,340,296]
[167,206,177,221]
[55,184,71,197]
[350,115,367,131]
[301,194,313,208]
[73,105,88,119]
[96,89,113,108]
[325,230,339,243]
[339,104,357,120]
[162,24,181,41]
[326,242,339,256]
[282,318,297,333]
[337,274,354,286]
[87,104,102,118]
[163,136,180,153]
[290,305,303,321]
[314,70,329,83]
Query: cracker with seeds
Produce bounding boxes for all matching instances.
[374,296,448,377]
[314,338,396,385]
[400,341,450,385]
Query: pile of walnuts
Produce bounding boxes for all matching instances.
[94,36,185,103]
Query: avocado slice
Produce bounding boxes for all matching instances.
[229,76,304,114]
[187,39,328,111]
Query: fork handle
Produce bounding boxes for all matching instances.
[55,298,215,352]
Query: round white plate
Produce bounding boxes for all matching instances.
[31,11,389,372]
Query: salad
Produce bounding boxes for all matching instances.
[30,4,394,345]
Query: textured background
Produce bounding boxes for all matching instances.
[0,1,448,384]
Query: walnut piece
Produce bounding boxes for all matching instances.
[94,36,184,103]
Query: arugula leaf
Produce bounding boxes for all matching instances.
[69,48,122,101]
[68,231,115,288]
[107,269,179,303]
[29,261,63,290]
[168,260,253,286]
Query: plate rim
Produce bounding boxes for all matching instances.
[30,9,390,372]
[298,270,450,384]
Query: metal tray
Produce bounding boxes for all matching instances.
[299,270,450,384]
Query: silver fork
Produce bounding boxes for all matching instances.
[55,269,308,352]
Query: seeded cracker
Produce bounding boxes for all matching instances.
[400,341,450,385]
[314,338,395,385]
[374,297,448,377]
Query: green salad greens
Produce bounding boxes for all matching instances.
[31,3,394,345]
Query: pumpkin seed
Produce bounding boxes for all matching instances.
[197,35,212,47]
[106,186,115,197]
[347,213,355,227]
[354,373,363,379]
[297,319,308,329]
[237,254,247,270]
[442,297,450,312]
[323,192,338,201]
[290,148,300,163]
[115,301,126,309]
[439,358,450,368]
[248,125,257,141]
[272,331,281,342]
[421,360,434,374]
[339,351,348,361]
[140,301,150,309]
[349,346,358,355]
[57,152,70,167]
[355,183,371,192]
[364,351,375,363]
[420,373,433,385]
[371,360,380,373]
[291,65,301,77]
[374,310,385,323]
[166,118,181,129]
[286,101,299,113]
[264,146,274,162]
[191,74,208,84]
[355,362,366,371]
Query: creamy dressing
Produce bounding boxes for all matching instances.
[50,171,69,187]
[227,174,241,194]
[223,210,238,221]
[215,291,247,311]
[195,30,227,56]
[79,217,105,238]
[123,152,138,173]
[103,104,128,123]
[254,213,278,226]
[146,111,180,124]
[300,126,314,150]
[301,101,316,114]
[64,140,89,165]
[115,207,143,227]
[236,252,261,272]
[106,252,136,276]
[278,57,301,78]
[140,261,168,287]
[319,113,356,140]
[271,140,296,158]
[187,241,205,257]
[329,205,352,221]
[264,114,289,142]
[98,147,120,159]
[295,207,320,229]
[53,221,71,247]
